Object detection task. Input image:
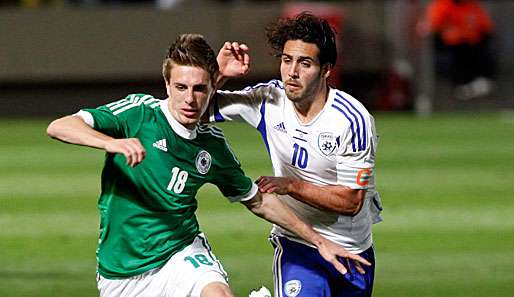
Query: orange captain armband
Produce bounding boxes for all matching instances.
[356,169,372,187]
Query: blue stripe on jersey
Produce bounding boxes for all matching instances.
[372,196,383,211]
[292,136,307,142]
[270,234,284,297]
[331,103,357,152]
[335,92,367,151]
[273,80,284,89]
[333,97,363,151]
[213,95,225,122]
[257,99,270,155]
[243,79,284,91]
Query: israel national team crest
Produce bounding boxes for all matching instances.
[284,280,302,297]
[318,132,337,156]
[195,150,211,175]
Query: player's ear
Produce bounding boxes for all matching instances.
[165,79,172,97]
[322,64,332,79]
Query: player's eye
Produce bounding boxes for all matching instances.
[175,84,187,91]
[193,85,208,93]
[281,56,292,64]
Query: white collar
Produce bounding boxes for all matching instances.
[160,99,197,140]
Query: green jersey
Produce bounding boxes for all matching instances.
[81,94,256,279]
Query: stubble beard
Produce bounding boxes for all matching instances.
[285,87,305,103]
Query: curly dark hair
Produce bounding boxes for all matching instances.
[266,12,337,67]
[162,34,219,85]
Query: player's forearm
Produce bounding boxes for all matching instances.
[47,115,112,149]
[245,193,326,248]
[287,179,365,216]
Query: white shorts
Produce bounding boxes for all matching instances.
[97,233,228,297]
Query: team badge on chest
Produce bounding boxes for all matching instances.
[195,150,212,175]
[284,280,302,297]
[318,132,337,156]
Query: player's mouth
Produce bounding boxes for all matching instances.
[286,80,302,90]
[181,108,199,119]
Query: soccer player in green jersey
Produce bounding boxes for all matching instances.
[47,34,370,297]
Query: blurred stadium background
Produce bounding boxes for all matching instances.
[1,1,513,296]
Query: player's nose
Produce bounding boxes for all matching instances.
[184,89,195,104]
[288,62,299,78]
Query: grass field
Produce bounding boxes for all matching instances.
[1,112,513,297]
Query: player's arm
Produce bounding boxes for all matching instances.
[241,191,371,275]
[47,114,145,167]
[216,41,250,89]
[256,177,365,216]
[257,115,377,216]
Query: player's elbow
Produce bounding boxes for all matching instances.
[345,201,364,217]
[46,119,62,139]
[332,203,361,216]
[334,190,366,216]
[47,115,80,140]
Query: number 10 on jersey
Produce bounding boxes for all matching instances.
[291,143,308,169]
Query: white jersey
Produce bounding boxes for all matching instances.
[210,80,383,253]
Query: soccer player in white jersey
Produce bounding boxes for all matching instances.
[46,34,369,297]
[212,13,383,297]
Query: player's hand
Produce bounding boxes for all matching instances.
[104,138,146,167]
[316,238,371,275]
[256,176,294,195]
[217,41,250,78]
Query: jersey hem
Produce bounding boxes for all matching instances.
[270,229,373,254]
[97,231,200,280]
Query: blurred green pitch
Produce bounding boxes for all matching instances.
[1,113,513,297]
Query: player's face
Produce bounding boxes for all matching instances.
[280,40,330,104]
[165,65,214,129]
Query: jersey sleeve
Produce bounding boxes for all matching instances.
[336,115,378,190]
[211,136,258,202]
[81,94,159,138]
[209,80,280,128]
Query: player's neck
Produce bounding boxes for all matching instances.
[293,83,329,124]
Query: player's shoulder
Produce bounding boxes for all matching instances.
[242,79,284,91]
[243,79,285,100]
[107,93,160,105]
[330,89,371,116]
[125,93,162,109]
[196,124,240,162]
[333,89,369,113]
[103,93,162,114]
[196,124,227,142]
[324,88,374,135]
[217,79,284,106]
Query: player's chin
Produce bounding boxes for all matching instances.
[285,91,303,102]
